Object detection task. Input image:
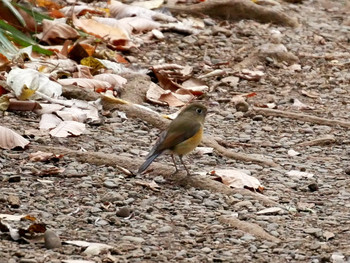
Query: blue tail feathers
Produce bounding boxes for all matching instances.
[138,152,161,174]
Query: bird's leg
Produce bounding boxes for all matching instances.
[171,154,179,173]
[179,155,191,176]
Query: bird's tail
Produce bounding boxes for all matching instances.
[138,152,161,174]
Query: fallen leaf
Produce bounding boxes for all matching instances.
[38,19,79,44]
[212,169,263,192]
[39,113,62,131]
[0,214,25,221]
[0,126,30,149]
[36,166,65,177]
[7,68,62,100]
[131,0,164,9]
[49,121,85,137]
[58,78,112,92]
[135,180,160,191]
[234,69,265,81]
[29,151,62,162]
[110,1,175,22]
[94,74,127,88]
[64,240,113,256]
[73,16,130,49]
[292,98,315,110]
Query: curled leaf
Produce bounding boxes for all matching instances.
[0,126,29,149]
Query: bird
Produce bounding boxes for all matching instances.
[138,102,207,175]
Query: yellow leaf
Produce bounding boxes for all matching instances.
[80,56,105,74]
[0,95,10,111]
[18,86,36,100]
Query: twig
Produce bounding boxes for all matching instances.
[252,106,350,128]
[29,145,279,207]
[297,135,337,147]
[219,215,281,243]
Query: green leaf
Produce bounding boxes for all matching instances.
[0,31,18,57]
[0,20,53,56]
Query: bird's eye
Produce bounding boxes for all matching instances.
[196,108,202,114]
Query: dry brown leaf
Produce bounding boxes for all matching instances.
[146,83,194,106]
[39,113,62,131]
[73,16,130,49]
[29,151,62,162]
[94,74,127,88]
[39,19,79,43]
[49,121,85,137]
[110,1,176,22]
[118,17,160,33]
[0,126,30,149]
[135,180,161,191]
[212,169,263,192]
[292,98,315,110]
[64,240,113,256]
[146,82,169,106]
[57,78,112,92]
[182,78,208,95]
[36,166,65,177]
[131,0,164,9]
[60,5,104,16]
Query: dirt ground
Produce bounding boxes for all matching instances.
[1,0,350,262]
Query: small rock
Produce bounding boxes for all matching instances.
[236,101,249,112]
[303,228,322,237]
[122,236,145,243]
[19,259,37,263]
[331,252,345,263]
[8,194,20,208]
[201,247,212,253]
[252,115,264,121]
[158,226,173,233]
[323,231,335,241]
[103,180,118,189]
[344,168,350,175]
[234,200,253,209]
[8,175,21,183]
[116,207,132,218]
[44,230,62,249]
[101,192,124,202]
[308,183,319,192]
[174,249,187,259]
[256,207,283,215]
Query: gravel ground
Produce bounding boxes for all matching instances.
[1,0,350,262]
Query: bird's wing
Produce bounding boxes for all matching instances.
[156,120,202,152]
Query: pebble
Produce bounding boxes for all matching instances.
[8,194,20,208]
[122,236,145,243]
[116,207,132,218]
[201,247,212,253]
[308,183,319,192]
[19,259,37,263]
[44,230,62,249]
[158,226,173,233]
[8,175,21,183]
[103,180,118,189]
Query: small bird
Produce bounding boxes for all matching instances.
[138,103,207,175]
